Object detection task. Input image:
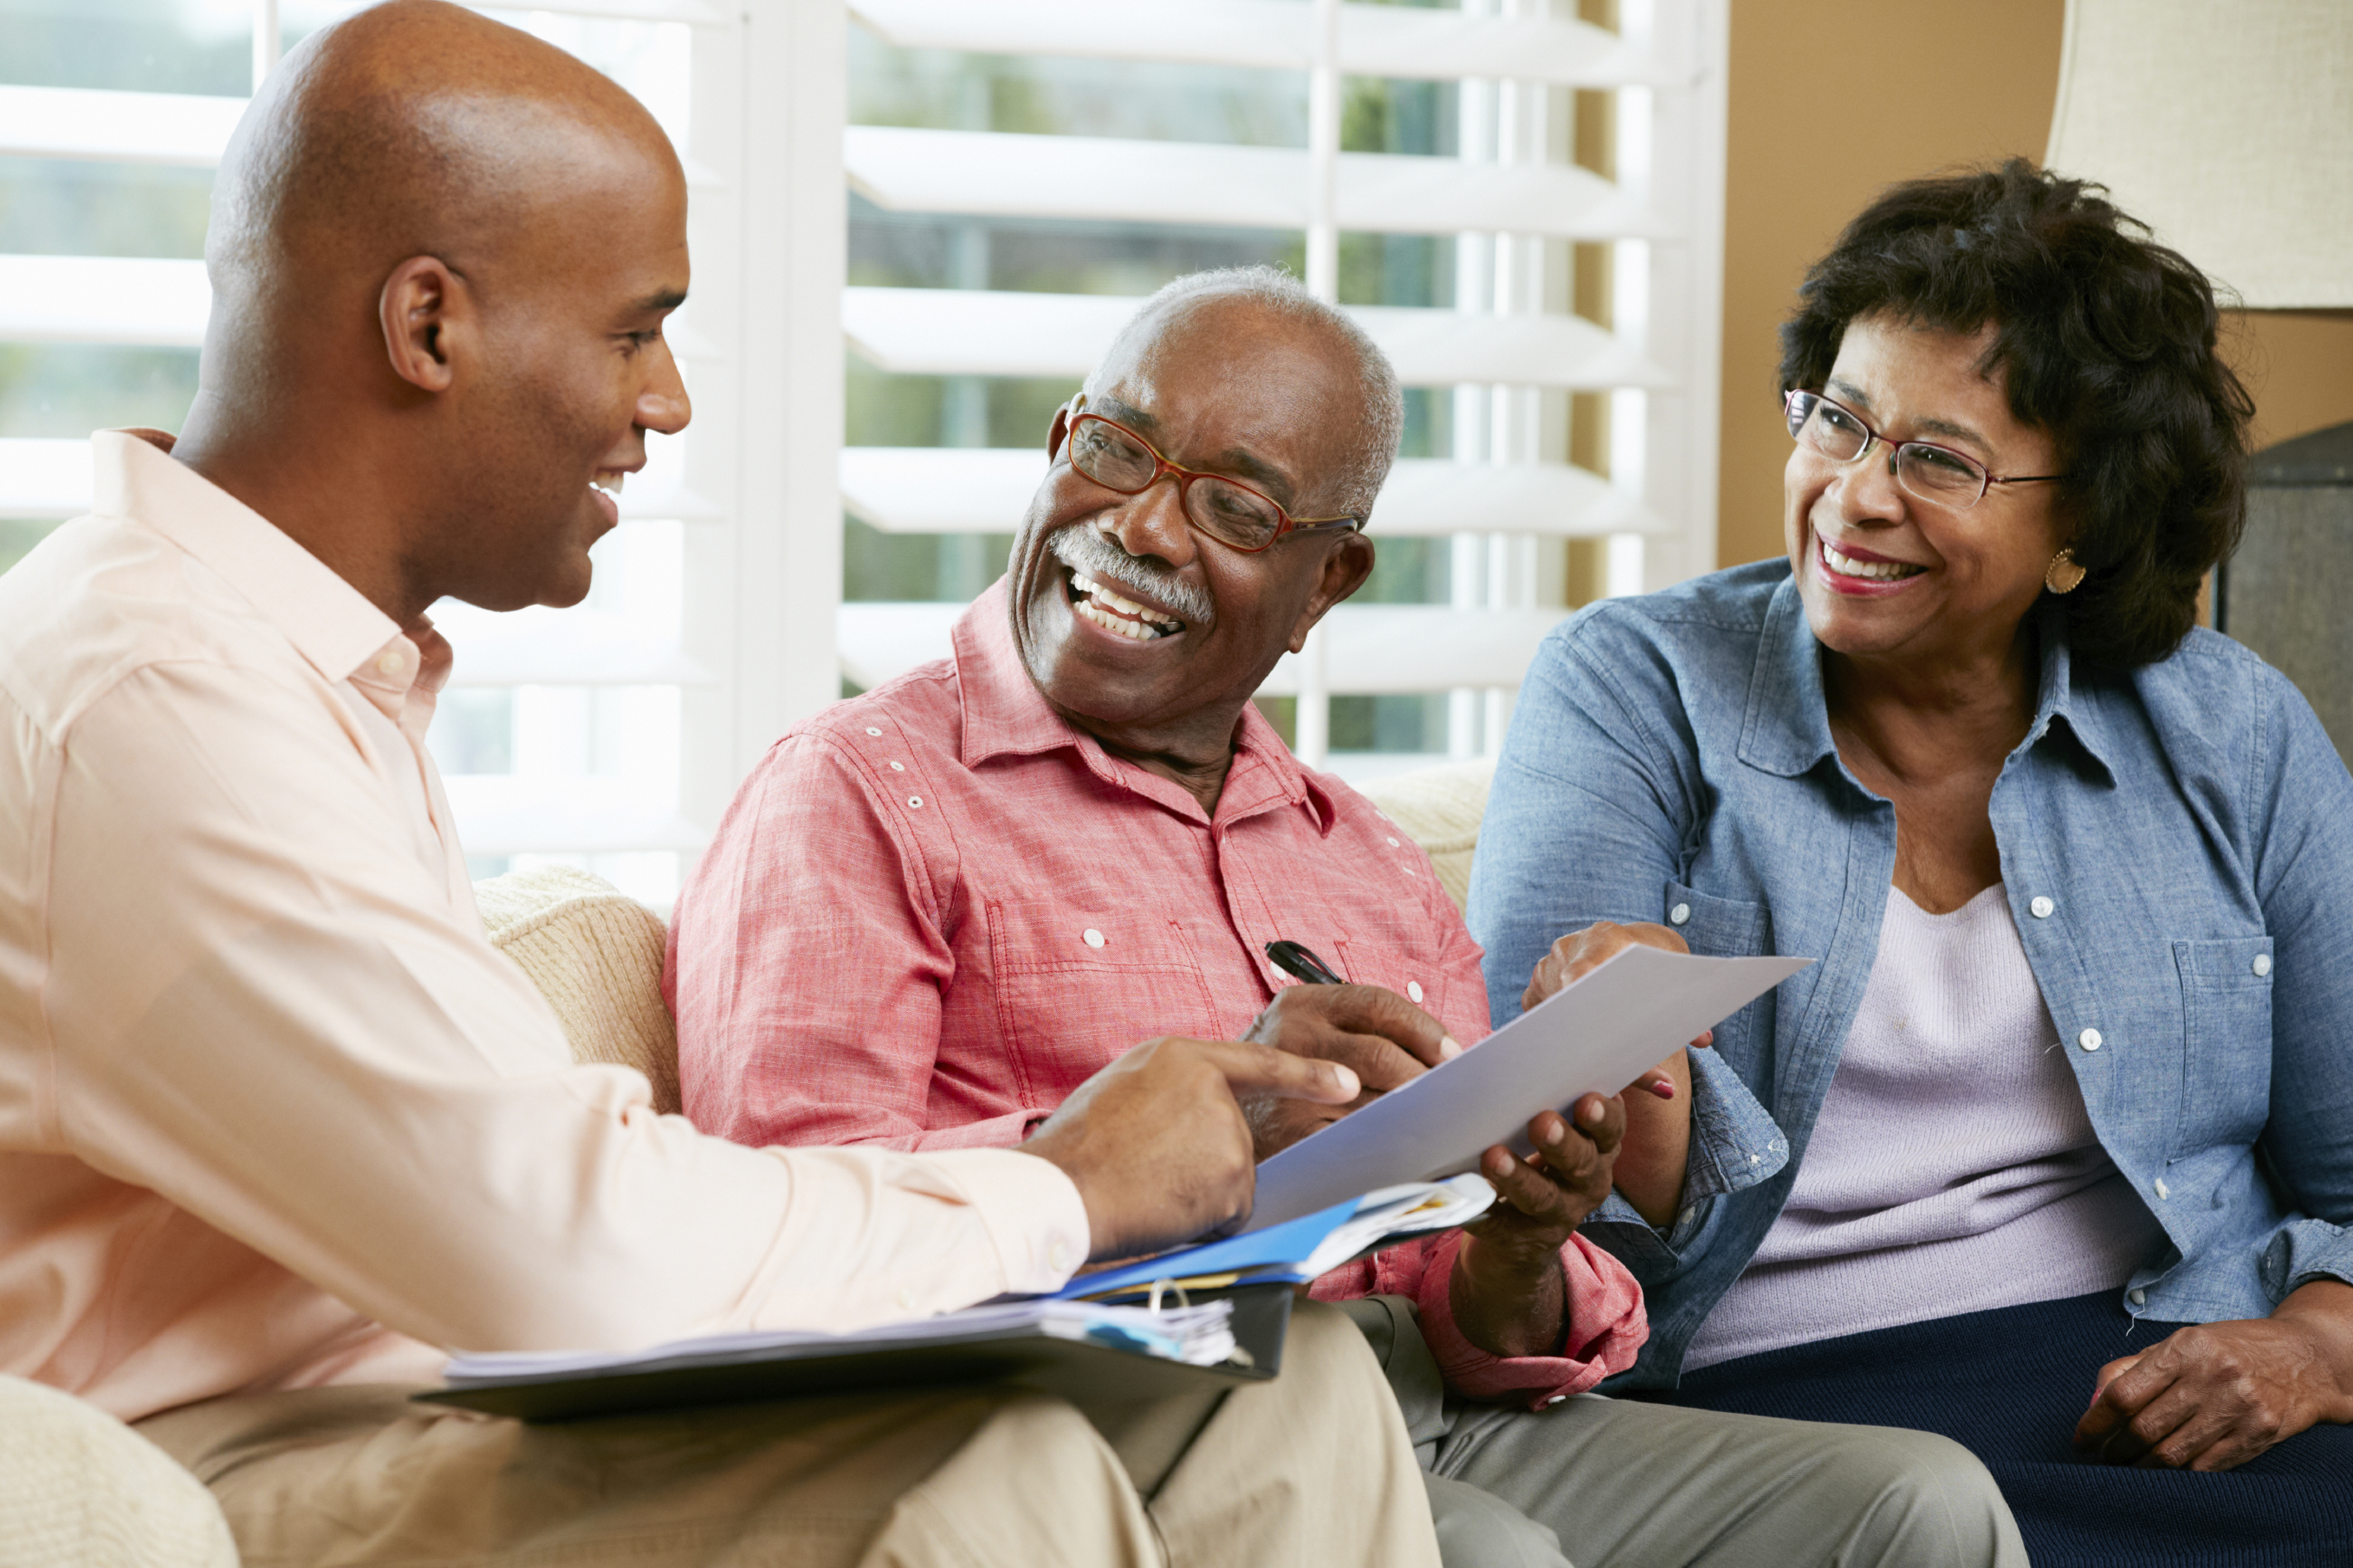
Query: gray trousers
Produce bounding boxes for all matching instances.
[1340,1296,2028,1568]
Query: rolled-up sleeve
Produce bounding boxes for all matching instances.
[42,664,1089,1357]
[1311,1232,1645,1408]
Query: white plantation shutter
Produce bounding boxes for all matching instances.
[0,0,832,908]
[833,0,1727,773]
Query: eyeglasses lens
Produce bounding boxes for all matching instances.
[1070,419,1154,489]
[1187,479,1282,551]
[1894,445,1988,502]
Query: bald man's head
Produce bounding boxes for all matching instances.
[183,0,691,620]
[210,0,673,329]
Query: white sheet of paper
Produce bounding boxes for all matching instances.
[1242,945,1811,1233]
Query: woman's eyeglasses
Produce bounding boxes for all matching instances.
[1784,389,2066,510]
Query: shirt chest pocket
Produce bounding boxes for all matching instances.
[2171,936,2274,1154]
[1663,880,1773,1073]
[985,899,1225,1096]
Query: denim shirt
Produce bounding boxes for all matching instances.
[1468,560,2353,1388]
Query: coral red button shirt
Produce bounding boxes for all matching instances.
[669,583,1644,1404]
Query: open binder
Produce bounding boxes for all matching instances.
[417,1176,1491,1422]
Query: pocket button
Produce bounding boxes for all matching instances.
[2253,954,2272,977]
[1669,903,1691,926]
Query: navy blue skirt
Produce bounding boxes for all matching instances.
[1630,1292,2353,1567]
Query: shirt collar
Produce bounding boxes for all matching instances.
[94,429,421,702]
[950,580,1338,833]
[1737,571,2117,785]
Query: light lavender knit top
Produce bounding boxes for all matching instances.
[1684,883,2165,1370]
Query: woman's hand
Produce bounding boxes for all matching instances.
[1524,921,1708,1227]
[2073,1280,2353,1469]
[1448,1094,1624,1359]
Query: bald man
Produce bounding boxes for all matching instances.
[0,5,1442,1565]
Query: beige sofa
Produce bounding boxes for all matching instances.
[0,759,1494,1565]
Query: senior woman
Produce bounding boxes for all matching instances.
[1468,160,2353,1565]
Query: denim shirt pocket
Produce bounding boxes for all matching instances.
[1663,880,1773,1074]
[2170,936,2275,1157]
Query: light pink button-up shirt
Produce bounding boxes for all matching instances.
[0,431,1090,1422]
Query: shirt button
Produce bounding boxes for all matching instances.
[2078,1028,2103,1052]
[889,761,904,772]
[906,795,924,808]
[1669,903,1691,926]
[865,726,882,736]
[1083,928,1105,949]
[2253,954,2272,977]
[375,650,405,677]
[2029,896,2054,919]
[2129,1288,2147,1306]
[1543,1395,1566,1408]
[1048,1240,1072,1273]
[896,1287,916,1311]
[1407,981,1424,1004]
[2155,1178,2171,1200]
[1386,836,1400,847]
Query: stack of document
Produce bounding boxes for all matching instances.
[444,1297,1241,1385]
[424,1296,1261,1422]
[1059,1173,1496,1303]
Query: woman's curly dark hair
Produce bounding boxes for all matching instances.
[1780,159,2253,668]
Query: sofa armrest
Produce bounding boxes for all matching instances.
[0,1376,237,1567]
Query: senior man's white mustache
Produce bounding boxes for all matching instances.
[1047,520,1218,632]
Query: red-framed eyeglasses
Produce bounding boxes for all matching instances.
[1051,401,1364,554]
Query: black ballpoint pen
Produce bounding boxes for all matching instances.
[1265,939,1346,987]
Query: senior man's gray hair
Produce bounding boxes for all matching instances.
[1083,266,1404,524]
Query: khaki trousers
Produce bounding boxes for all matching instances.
[1341,1296,2029,1568]
[135,1299,1438,1568]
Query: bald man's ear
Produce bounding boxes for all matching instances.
[1285,531,1376,654]
[379,256,468,396]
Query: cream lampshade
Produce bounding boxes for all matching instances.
[2045,0,2353,308]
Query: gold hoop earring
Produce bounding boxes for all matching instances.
[2045,548,2086,595]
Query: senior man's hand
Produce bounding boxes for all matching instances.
[1023,1035,1361,1262]
[1238,983,1458,1159]
[1451,1093,1625,1359]
[2073,1280,2353,1470]
[1525,921,1708,1228]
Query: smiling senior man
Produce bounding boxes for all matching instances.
[669,269,2028,1568]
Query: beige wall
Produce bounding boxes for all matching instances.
[1715,0,2353,569]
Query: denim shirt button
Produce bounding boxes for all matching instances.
[2078,1028,2103,1051]
[2129,1288,2148,1306]
[2155,1178,2171,1200]
[2253,953,2273,977]
[2029,896,2054,918]
[1669,903,1691,926]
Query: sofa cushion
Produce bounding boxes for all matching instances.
[476,865,680,1114]
[1354,758,1495,915]
[0,1376,237,1568]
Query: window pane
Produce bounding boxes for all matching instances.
[0,345,200,437]
[852,32,1305,148]
[2,0,249,96]
[0,158,211,258]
